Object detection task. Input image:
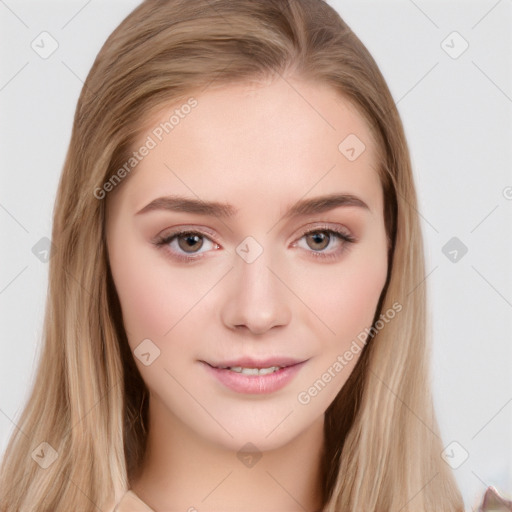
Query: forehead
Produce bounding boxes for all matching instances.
[107,76,383,218]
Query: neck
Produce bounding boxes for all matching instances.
[130,393,325,512]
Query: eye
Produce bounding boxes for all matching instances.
[294,225,356,260]
[153,229,219,262]
[153,224,357,263]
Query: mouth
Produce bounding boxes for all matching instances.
[200,357,309,394]
[203,357,305,374]
[214,366,284,376]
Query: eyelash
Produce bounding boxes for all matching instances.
[153,225,357,264]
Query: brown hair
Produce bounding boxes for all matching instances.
[0,1,464,510]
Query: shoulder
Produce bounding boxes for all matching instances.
[113,490,155,512]
[477,486,512,511]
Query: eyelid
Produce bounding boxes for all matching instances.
[151,224,218,244]
[152,227,220,263]
[153,222,354,244]
[291,221,356,243]
[153,222,356,262]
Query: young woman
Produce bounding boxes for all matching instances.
[0,0,471,510]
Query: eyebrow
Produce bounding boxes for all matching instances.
[135,193,370,218]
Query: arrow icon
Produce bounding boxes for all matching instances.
[442,237,468,263]
[440,31,469,59]
[236,236,263,263]
[134,339,160,366]
[237,441,262,467]
[338,134,365,161]
[31,31,59,59]
[441,441,469,469]
[31,442,58,468]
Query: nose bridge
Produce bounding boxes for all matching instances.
[220,235,291,333]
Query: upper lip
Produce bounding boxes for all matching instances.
[204,357,306,369]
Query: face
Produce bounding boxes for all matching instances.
[105,76,389,452]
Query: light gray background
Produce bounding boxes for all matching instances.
[1,1,511,510]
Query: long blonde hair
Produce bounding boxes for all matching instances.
[0,1,464,510]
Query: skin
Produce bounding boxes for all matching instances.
[106,75,389,512]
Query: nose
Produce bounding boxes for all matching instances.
[219,248,292,335]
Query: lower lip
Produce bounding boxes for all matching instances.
[201,361,307,394]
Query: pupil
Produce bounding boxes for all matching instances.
[178,234,203,253]
[307,232,329,250]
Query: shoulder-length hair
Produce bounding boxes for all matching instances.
[0,1,464,510]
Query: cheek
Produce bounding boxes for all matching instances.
[108,234,180,344]
[109,232,223,350]
[292,250,387,409]
[336,260,387,328]
[293,244,388,345]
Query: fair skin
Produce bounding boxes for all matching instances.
[106,75,389,512]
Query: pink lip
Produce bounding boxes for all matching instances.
[200,359,308,394]
[207,356,305,369]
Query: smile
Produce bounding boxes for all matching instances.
[200,360,308,394]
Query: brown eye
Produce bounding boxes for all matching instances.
[305,231,331,251]
[177,233,204,253]
[154,228,219,262]
[294,226,356,261]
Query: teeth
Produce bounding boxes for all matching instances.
[227,366,281,375]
